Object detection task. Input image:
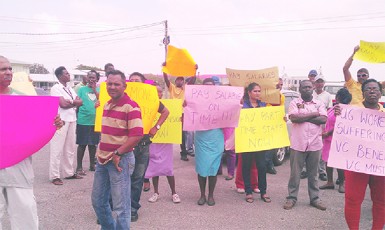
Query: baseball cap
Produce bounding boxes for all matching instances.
[314,75,325,82]
[211,76,221,85]
[308,70,318,76]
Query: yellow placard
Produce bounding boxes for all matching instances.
[235,106,290,152]
[10,72,37,96]
[95,82,159,134]
[151,99,182,144]
[354,40,385,63]
[226,67,280,104]
[162,45,196,77]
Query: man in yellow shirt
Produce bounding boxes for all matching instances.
[343,46,371,105]
[163,62,197,161]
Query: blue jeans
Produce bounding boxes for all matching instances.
[131,144,150,215]
[92,153,133,230]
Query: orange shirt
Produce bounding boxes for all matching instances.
[168,82,185,99]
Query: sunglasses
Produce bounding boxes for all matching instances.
[357,74,368,78]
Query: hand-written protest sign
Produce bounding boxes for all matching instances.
[95,82,159,134]
[152,99,183,144]
[10,72,37,96]
[0,95,59,169]
[328,104,385,176]
[183,85,243,131]
[235,106,290,153]
[354,40,385,63]
[162,45,196,77]
[226,67,280,104]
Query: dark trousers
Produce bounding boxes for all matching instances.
[180,131,187,156]
[242,151,267,195]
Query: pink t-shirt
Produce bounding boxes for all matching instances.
[288,97,327,152]
[321,106,337,161]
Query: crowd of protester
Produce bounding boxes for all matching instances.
[0,45,384,229]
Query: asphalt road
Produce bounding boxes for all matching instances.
[1,144,377,230]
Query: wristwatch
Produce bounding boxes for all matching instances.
[155,124,161,130]
[113,150,123,157]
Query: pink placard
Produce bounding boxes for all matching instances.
[0,95,59,169]
[183,85,243,131]
[328,104,385,176]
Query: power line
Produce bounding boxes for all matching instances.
[0,16,124,28]
[170,24,385,36]
[0,21,164,35]
[171,12,385,32]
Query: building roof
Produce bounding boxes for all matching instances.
[9,59,32,66]
[30,74,58,82]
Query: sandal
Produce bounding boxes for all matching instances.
[76,170,87,176]
[197,197,206,205]
[245,194,254,203]
[225,176,234,181]
[64,174,83,179]
[261,195,271,203]
[52,178,63,185]
[207,197,215,206]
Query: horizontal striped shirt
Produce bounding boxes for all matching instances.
[98,93,143,164]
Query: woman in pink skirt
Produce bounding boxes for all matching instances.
[145,83,181,204]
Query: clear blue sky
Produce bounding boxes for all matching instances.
[1,0,385,81]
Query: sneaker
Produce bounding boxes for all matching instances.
[310,201,327,211]
[253,188,260,193]
[131,212,138,222]
[283,200,296,210]
[172,194,181,203]
[338,182,345,193]
[237,188,245,194]
[52,178,63,185]
[300,171,308,179]
[148,193,160,203]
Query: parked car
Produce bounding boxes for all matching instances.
[273,90,299,166]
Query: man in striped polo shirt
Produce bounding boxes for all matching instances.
[91,70,143,230]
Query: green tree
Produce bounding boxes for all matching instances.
[76,64,103,71]
[29,63,49,74]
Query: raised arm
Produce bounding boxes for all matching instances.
[343,46,359,82]
[187,64,198,85]
[162,62,171,88]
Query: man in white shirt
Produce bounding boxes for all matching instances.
[313,76,333,109]
[49,66,83,185]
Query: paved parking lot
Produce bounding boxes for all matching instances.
[1,144,376,230]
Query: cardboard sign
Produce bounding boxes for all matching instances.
[95,82,159,134]
[226,67,280,104]
[328,104,385,176]
[0,95,59,169]
[151,99,183,144]
[162,45,196,77]
[183,85,243,131]
[235,106,290,152]
[354,40,385,63]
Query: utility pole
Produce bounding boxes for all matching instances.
[163,20,170,61]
